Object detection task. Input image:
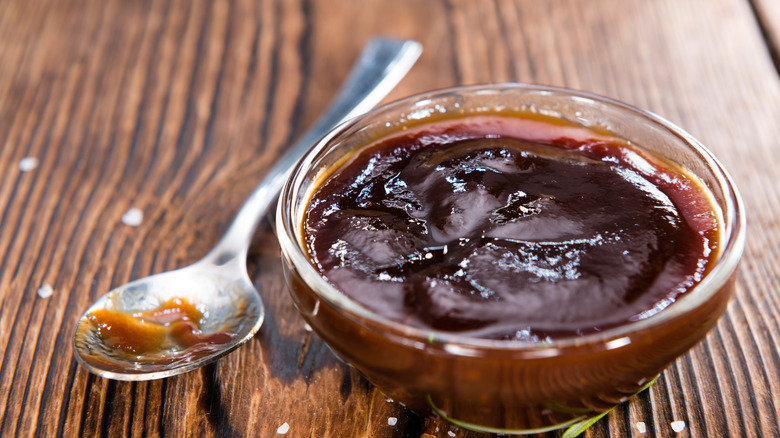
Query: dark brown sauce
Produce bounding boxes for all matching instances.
[303,116,720,340]
[87,297,233,356]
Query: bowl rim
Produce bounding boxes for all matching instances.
[276,82,746,353]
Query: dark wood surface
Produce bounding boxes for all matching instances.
[1,0,779,436]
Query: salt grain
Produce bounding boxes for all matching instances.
[276,422,289,434]
[671,420,685,433]
[388,417,397,426]
[37,284,53,299]
[303,323,312,332]
[121,208,143,227]
[448,431,456,437]
[19,157,39,172]
[636,421,647,433]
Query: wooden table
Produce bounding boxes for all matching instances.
[2,0,779,436]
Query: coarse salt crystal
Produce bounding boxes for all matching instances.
[37,284,53,299]
[671,420,685,432]
[19,157,39,172]
[303,323,312,332]
[121,208,143,227]
[276,422,289,434]
[636,421,647,433]
[387,417,397,426]
[448,431,456,437]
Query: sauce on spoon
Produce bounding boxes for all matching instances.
[86,297,233,357]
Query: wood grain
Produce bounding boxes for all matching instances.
[1,0,779,436]
[752,0,780,71]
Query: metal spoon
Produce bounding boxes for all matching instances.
[73,38,423,381]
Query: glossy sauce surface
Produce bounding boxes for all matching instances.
[87,297,233,356]
[303,116,720,340]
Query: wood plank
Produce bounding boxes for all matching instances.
[0,0,778,436]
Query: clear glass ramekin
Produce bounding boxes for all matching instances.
[276,83,745,433]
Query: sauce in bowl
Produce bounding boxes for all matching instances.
[303,115,719,340]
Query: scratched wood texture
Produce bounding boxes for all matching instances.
[1,0,779,436]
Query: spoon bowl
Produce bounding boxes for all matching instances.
[73,37,422,380]
[74,257,262,379]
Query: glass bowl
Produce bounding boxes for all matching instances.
[275,83,745,433]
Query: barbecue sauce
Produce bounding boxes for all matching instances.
[303,116,719,340]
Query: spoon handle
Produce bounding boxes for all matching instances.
[205,38,423,265]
